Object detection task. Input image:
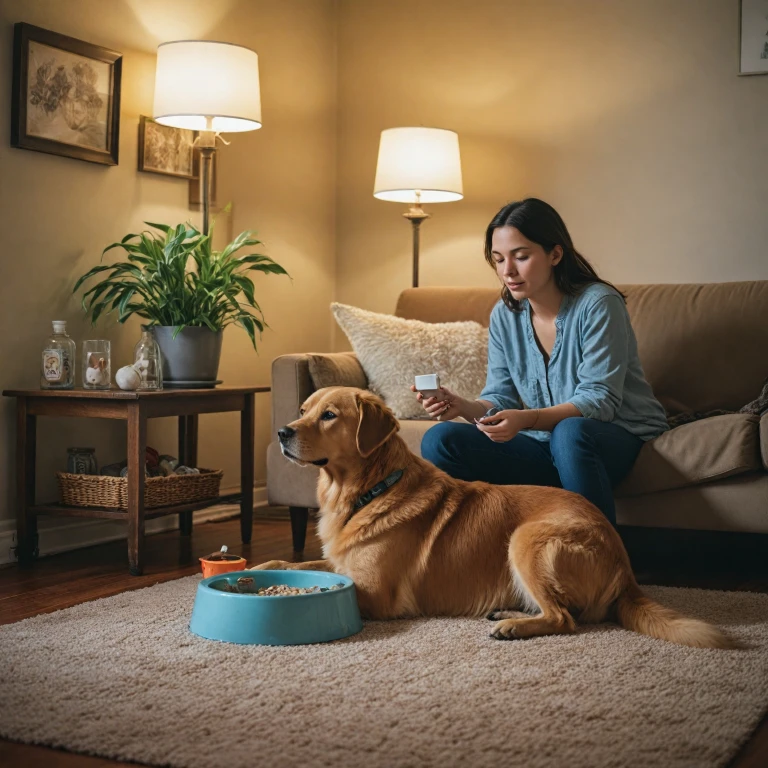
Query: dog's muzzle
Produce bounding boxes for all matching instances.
[278,425,328,467]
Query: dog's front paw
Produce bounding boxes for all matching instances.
[248,559,291,570]
[490,619,522,641]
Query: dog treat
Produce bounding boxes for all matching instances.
[203,545,242,562]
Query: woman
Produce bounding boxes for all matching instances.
[414,198,669,526]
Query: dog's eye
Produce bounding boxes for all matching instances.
[299,408,305,416]
[320,411,337,421]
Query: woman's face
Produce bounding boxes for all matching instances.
[490,226,562,302]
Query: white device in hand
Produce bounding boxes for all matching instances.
[415,373,442,399]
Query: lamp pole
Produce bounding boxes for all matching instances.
[198,117,216,236]
[403,191,430,288]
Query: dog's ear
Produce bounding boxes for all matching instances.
[355,395,399,457]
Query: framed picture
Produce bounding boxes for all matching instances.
[189,148,220,210]
[138,116,196,179]
[11,23,122,164]
[739,0,768,75]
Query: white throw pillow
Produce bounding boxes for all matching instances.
[331,302,488,419]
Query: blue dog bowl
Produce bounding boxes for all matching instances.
[189,570,364,645]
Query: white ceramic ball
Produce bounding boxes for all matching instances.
[116,365,141,391]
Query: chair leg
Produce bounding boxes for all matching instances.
[289,507,309,552]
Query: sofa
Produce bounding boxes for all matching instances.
[267,281,768,552]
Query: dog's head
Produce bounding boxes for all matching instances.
[277,387,399,469]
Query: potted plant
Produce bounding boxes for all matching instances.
[74,219,288,386]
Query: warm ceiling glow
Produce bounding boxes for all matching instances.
[374,127,463,204]
[153,40,262,132]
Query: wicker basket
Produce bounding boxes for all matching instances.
[56,469,223,510]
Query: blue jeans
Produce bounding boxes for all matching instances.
[420,417,644,526]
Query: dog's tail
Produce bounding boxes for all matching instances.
[616,582,734,649]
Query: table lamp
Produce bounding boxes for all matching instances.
[373,127,463,287]
[153,40,262,235]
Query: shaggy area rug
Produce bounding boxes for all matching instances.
[1,576,767,768]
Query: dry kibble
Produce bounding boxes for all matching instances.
[216,579,346,595]
[256,584,321,596]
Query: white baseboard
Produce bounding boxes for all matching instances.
[0,485,268,567]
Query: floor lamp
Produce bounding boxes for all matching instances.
[373,127,463,287]
[152,40,262,236]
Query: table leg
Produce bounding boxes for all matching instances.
[240,393,255,544]
[290,507,309,553]
[178,414,198,535]
[15,398,38,565]
[127,402,147,576]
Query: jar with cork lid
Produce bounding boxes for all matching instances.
[41,320,75,389]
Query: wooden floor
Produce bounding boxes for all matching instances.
[0,514,766,768]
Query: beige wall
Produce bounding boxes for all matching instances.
[335,0,768,335]
[0,0,336,529]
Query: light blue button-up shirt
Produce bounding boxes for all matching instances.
[479,282,669,442]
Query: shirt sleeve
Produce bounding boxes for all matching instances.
[567,295,629,422]
[479,308,522,411]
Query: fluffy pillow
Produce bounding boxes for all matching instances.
[331,302,488,419]
[307,352,368,390]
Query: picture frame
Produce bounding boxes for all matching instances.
[138,116,197,179]
[11,23,122,165]
[739,0,768,75]
[188,148,220,211]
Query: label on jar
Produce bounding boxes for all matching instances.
[43,349,63,382]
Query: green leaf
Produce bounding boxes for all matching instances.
[248,262,289,276]
[73,265,112,293]
[144,221,172,234]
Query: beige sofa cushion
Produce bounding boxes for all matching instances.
[396,286,500,327]
[616,473,768,533]
[617,282,768,415]
[331,302,488,419]
[398,418,435,455]
[307,352,368,391]
[616,414,761,497]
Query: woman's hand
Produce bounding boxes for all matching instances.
[411,384,463,422]
[474,408,535,442]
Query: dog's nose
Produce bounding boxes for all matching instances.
[278,426,296,442]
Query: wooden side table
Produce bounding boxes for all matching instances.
[2,386,269,575]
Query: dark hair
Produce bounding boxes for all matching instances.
[484,198,624,312]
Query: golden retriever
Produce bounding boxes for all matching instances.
[254,386,732,648]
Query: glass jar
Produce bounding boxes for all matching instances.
[67,447,97,475]
[134,326,163,390]
[41,320,75,389]
[82,340,111,389]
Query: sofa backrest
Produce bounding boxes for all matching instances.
[395,281,768,415]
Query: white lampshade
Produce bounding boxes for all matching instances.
[373,127,463,204]
[153,40,261,132]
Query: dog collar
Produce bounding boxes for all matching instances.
[353,469,404,511]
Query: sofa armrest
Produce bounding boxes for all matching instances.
[761,412,768,470]
[271,355,316,439]
[304,351,367,391]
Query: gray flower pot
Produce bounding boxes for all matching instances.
[153,326,223,385]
